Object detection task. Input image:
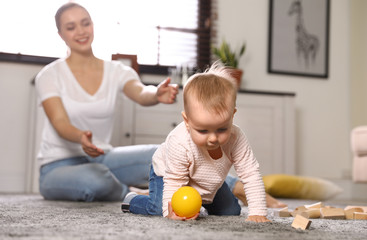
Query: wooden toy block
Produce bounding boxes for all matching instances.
[344,207,364,220]
[344,205,367,213]
[276,207,292,217]
[320,207,345,219]
[291,206,307,217]
[300,209,321,219]
[354,212,367,220]
[291,214,312,230]
[305,202,324,209]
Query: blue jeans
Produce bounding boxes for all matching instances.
[129,166,241,216]
[39,144,158,202]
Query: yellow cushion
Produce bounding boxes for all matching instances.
[263,174,343,200]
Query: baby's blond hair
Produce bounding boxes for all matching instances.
[183,62,237,117]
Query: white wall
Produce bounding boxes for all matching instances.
[217,0,351,179]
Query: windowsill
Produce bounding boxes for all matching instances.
[1,52,296,97]
[0,52,170,75]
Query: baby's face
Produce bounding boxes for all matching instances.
[183,99,235,151]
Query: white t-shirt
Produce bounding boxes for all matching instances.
[35,58,139,166]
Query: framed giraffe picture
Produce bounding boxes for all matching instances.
[268,0,330,78]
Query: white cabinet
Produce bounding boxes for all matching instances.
[233,92,295,175]
[111,91,184,146]
[134,102,183,144]
[112,89,296,176]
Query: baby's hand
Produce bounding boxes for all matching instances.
[245,215,271,223]
[167,201,199,221]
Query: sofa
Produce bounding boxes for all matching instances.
[350,126,367,182]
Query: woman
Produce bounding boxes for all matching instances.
[35,2,178,202]
[37,2,286,208]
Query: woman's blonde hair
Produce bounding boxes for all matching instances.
[55,3,90,32]
[183,62,237,116]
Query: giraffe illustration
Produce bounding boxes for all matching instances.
[289,0,319,68]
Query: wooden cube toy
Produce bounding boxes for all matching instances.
[354,212,367,220]
[292,214,312,230]
[344,207,364,220]
[320,207,345,219]
[276,207,292,217]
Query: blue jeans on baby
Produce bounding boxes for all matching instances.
[39,144,158,202]
[129,165,241,216]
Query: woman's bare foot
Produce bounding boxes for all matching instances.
[266,194,287,208]
[129,186,149,195]
[232,180,287,208]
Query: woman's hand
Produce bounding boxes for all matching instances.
[166,201,199,221]
[245,215,271,223]
[123,78,178,106]
[80,131,104,157]
[156,78,179,104]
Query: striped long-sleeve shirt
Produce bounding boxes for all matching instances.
[152,122,267,217]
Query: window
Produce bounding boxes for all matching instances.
[0,0,213,72]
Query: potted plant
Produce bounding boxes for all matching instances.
[212,39,246,88]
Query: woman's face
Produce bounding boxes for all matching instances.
[58,6,94,54]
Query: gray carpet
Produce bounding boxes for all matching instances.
[0,194,367,240]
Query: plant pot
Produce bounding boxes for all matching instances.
[229,68,243,89]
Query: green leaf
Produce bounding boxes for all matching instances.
[211,39,246,68]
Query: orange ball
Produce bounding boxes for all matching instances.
[171,186,202,218]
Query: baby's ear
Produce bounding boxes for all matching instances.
[232,107,237,118]
[181,111,189,128]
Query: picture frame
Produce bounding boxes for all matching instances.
[267,0,330,78]
[112,53,139,74]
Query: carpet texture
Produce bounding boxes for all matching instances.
[0,194,366,240]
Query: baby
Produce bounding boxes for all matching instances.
[122,63,270,222]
